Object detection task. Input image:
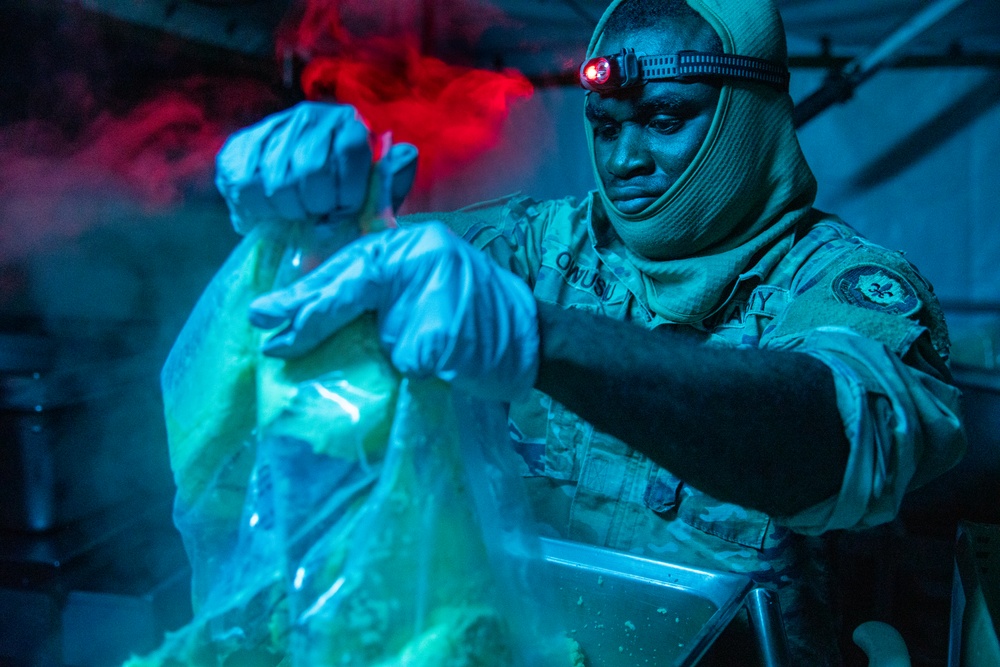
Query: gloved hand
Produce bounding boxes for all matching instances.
[249,222,540,402]
[215,101,418,235]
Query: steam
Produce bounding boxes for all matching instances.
[0,76,275,263]
[0,71,282,553]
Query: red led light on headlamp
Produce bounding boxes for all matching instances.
[579,49,639,92]
[584,58,611,85]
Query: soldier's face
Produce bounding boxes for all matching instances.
[586,21,722,215]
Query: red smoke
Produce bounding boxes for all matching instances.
[280,0,512,60]
[280,0,533,192]
[301,38,532,190]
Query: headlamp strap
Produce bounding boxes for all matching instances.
[641,50,789,92]
[581,49,790,93]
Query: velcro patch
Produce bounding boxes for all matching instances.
[832,264,921,317]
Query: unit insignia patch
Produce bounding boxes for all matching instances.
[832,264,921,316]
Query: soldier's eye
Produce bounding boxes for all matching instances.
[594,122,620,141]
[649,115,683,134]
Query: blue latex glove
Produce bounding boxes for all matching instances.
[215,102,418,235]
[249,223,540,402]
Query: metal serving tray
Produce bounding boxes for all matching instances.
[539,538,754,666]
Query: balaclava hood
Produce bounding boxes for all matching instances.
[586,0,818,322]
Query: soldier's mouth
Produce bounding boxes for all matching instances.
[611,195,657,214]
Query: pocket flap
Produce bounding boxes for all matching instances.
[678,487,772,550]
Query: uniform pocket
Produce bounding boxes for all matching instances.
[677,487,771,550]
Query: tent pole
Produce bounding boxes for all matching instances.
[792,0,971,128]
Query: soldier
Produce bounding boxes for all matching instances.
[216,0,965,661]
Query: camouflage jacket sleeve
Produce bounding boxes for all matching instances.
[399,194,558,285]
[762,233,966,534]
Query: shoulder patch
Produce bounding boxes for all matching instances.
[766,242,950,360]
[832,264,921,317]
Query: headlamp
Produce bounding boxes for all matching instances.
[579,48,790,93]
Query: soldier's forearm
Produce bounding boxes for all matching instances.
[533,300,850,517]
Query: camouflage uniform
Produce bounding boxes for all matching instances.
[405,192,965,663]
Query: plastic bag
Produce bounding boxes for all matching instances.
[156,142,400,626]
[129,169,580,665]
[134,223,402,665]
